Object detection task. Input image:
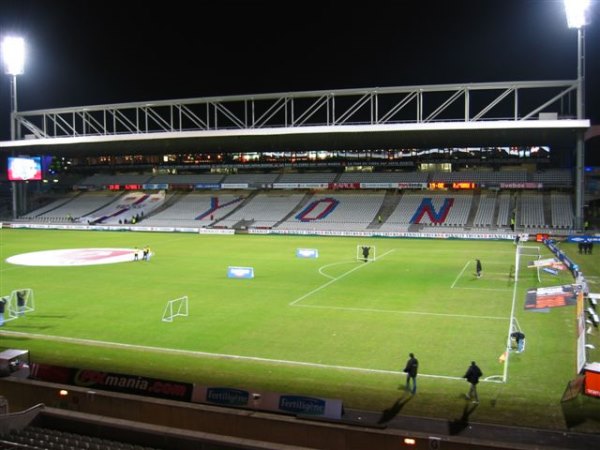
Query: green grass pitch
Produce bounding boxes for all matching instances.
[1,228,599,431]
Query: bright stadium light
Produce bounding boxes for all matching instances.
[563,0,592,231]
[564,0,591,29]
[1,36,25,75]
[1,35,26,220]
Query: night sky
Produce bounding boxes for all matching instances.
[0,0,599,158]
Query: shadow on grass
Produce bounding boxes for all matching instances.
[561,395,600,429]
[378,392,413,424]
[448,399,478,435]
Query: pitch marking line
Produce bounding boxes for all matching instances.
[451,261,471,288]
[0,330,503,383]
[290,249,396,306]
[318,260,356,280]
[451,260,512,291]
[293,304,506,320]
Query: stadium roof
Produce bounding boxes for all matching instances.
[0,82,591,156]
[0,119,590,157]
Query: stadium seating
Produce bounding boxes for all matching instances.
[3,169,581,235]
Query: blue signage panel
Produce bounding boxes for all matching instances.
[227,266,255,279]
[296,248,319,258]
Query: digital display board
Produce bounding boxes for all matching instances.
[428,182,477,190]
[7,156,43,181]
[428,182,447,190]
[107,184,143,191]
[452,182,476,189]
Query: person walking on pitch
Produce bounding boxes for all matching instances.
[463,361,483,403]
[403,352,419,394]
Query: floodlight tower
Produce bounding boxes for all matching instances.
[564,0,591,230]
[1,36,25,220]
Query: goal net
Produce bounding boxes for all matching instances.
[5,288,34,322]
[162,296,189,322]
[514,245,542,283]
[356,245,376,262]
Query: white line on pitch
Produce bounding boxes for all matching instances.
[293,304,506,320]
[0,330,501,382]
[289,249,396,306]
[318,260,356,280]
[453,287,511,292]
[451,261,471,288]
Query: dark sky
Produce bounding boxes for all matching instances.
[0,0,599,149]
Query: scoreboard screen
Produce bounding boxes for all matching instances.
[428,182,476,190]
[107,184,143,191]
[452,182,476,190]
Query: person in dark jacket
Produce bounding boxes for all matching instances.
[0,296,7,326]
[475,259,482,278]
[511,331,526,353]
[464,361,483,403]
[362,246,370,262]
[16,291,26,316]
[403,353,419,394]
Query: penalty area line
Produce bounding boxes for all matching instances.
[0,329,502,381]
[451,261,471,289]
[290,249,396,306]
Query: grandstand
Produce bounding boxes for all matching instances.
[1,168,583,235]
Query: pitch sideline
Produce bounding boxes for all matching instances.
[0,329,503,383]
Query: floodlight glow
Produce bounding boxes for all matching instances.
[564,0,591,28]
[2,36,25,75]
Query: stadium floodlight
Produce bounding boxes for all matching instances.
[563,0,591,231]
[2,36,25,75]
[1,35,25,220]
[564,0,591,29]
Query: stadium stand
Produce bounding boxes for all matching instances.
[551,192,576,229]
[216,192,305,229]
[519,193,546,229]
[277,192,386,231]
[21,192,119,223]
[140,193,245,228]
[4,167,582,236]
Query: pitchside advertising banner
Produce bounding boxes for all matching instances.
[29,364,194,401]
[192,386,343,419]
[525,285,580,310]
[29,363,343,418]
[567,235,600,244]
[584,362,600,398]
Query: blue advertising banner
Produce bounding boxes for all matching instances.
[192,386,343,419]
[296,248,319,258]
[227,266,255,279]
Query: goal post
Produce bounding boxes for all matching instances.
[514,245,542,282]
[356,244,376,262]
[162,296,189,322]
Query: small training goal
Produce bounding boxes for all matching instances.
[4,288,34,322]
[162,296,189,322]
[356,245,376,262]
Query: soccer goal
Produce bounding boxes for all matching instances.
[162,296,189,322]
[514,245,542,282]
[356,245,376,262]
[4,288,35,322]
